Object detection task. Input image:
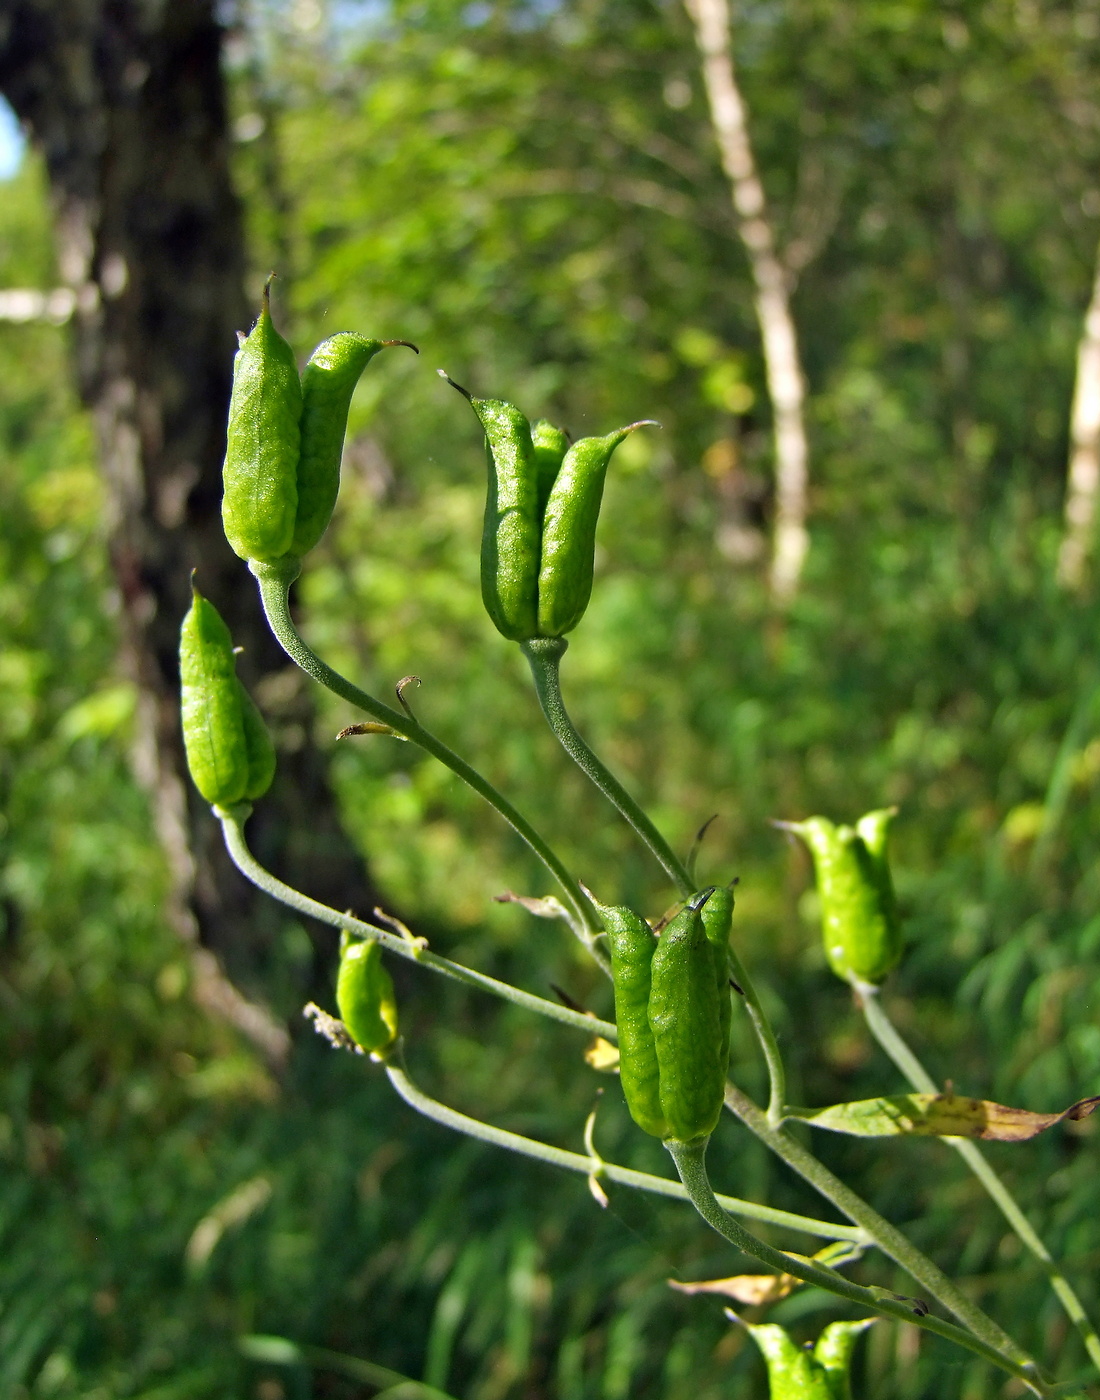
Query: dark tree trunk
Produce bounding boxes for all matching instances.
[0,0,382,1061]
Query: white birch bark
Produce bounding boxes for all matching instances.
[683,0,810,602]
[1057,240,1100,590]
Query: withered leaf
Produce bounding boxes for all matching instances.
[787,1092,1100,1142]
[668,1273,796,1305]
[336,722,404,740]
[493,890,572,921]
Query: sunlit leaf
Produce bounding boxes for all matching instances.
[787,1093,1100,1142]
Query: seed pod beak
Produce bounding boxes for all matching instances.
[437,368,473,402]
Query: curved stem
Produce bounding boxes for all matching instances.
[721,1080,1038,1376]
[521,637,693,896]
[724,940,786,1127]
[666,1138,1048,1393]
[252,559,600,942]
[219,808,615,1040]
[383,1056,866,1242]
[857,982,1100,1375]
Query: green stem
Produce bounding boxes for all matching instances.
[252,559,600,943]
[383,1056,866,1242]
[721,1079,1038,1377]
[521,637,693,896]
[724,940,787,1128]
[667,1138,1049,1393]
[219,808,615,1040]
[856,981,1100,1375]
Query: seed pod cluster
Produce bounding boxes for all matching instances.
[603,887,734,1144]
[787,808,901,985]
[747,1319,872,1400]
[336,937,399,1056]
[179,583,276,808]
[222,282,411,564]
[443,377,655,641]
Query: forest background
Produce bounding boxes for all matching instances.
[3,0,1100,1396]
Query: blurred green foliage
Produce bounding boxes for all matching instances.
[6,0,1100,1394]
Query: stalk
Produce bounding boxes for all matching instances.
[724,939,786,1127]
[383,1055,865,1242]
[721,1080,1037,1376]
[252,558,599,942]
[521,637,693,896]
[857,981,1100,1375]
[219,808,614,1040]
[667,1138,1049,1393]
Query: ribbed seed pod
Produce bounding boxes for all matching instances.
[746,1319,872,1400]
[336,938,398,1056]
[700,884,734,1073]
[746,1324,834,1400]
[221,282,302,564]
[603,903,668,1140]
[856,807,900,938]
[292,333,385,557]
[536,425,650,639]
[811,1320,875,1400]
[473,397,542,641]
[445,378,656,641]
[235,679,277,802]
[179,584,275,807]
[648,890,725,1143]
[789,810,901,985]
[530,419,569,521]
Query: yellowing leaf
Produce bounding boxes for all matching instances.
[584,1037,620,1072]
[787,1092,1100,1142]
[668,1273,796,1305]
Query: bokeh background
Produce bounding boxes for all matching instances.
[3,0,1100,1395]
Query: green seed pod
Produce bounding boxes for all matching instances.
[531,419,569,521]
[745,1324,833,1400]
[746,1320,871,1400]
[444,374,658,641]
[812,1320,875,1400]
[291,333,385,557]
[603,903,668,1140]
[179,584,275,807]
[789,810,901,985]
[700,884,734,1072]
[235,679,277,801]
[221,282,303,564]
[648,890,725,1143]
[536,423,653,638]
[336,938,398,1056]
[856,808,900,921]
[467,393,542,641]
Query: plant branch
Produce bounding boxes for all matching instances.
[856,982,1100,1375]
[251,559,600,943]
[724,939,787,1127]
[721,1080,1037,1375]
[383,1055,866,1242]
[219,808,615,1039]
[521,637,693,895]
[667,1138,1049,1393]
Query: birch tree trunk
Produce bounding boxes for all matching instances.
[1057,240,1100,591]
[0,0,385,1062]
[683,0,810,603]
